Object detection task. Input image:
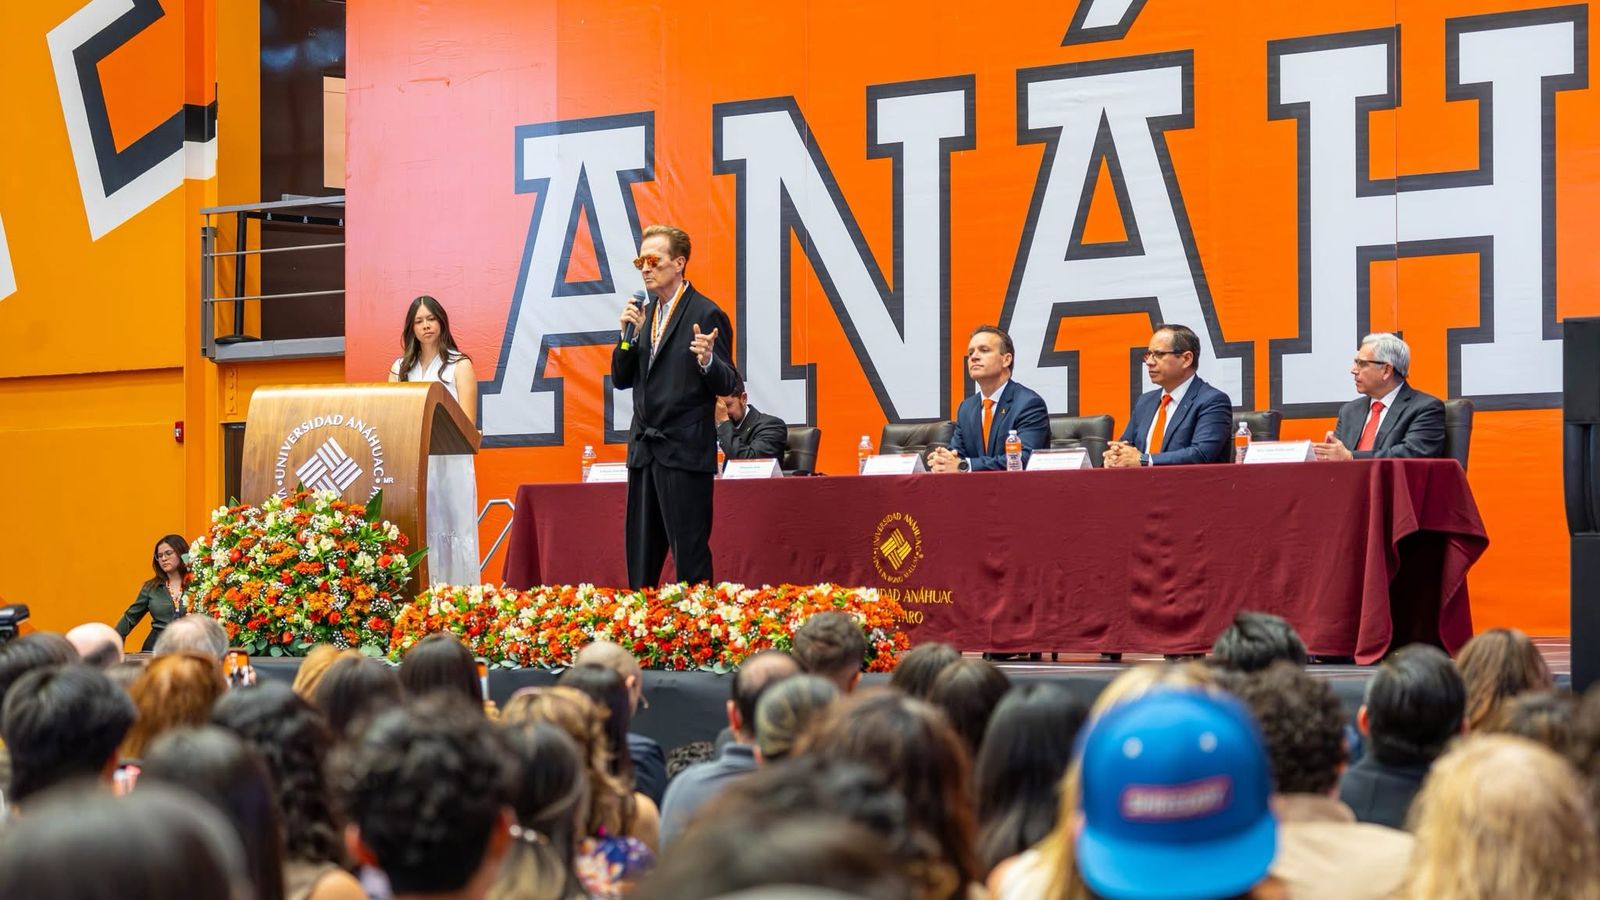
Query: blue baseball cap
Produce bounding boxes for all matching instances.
[1075,688,1276,900]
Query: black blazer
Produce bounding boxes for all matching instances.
[1337,756,1430,830]
[612,284,739,472]
[950,380,1050,470]
[716,404,788,460]
[1332,382,1445,459]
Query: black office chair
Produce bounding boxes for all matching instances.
[1444,398,1474,471]
[1046,414,1115,468]
[877,421,955,467]
[782,425,822,476]
[1231,409,1282,441]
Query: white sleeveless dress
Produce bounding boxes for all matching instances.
[394,354,481,588]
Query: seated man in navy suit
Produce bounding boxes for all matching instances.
[1104,323,1233,467]
[928,325,1049,473]
[1313,332,1445,460]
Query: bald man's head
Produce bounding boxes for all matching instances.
[66,623,124,669]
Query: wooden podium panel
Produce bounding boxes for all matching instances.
[240,382,479,590]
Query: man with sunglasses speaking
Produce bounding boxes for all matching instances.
[1313,333,1444,460]
[1103,323,1233,467]
[612,224,739,588]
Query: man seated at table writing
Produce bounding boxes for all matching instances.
[928,325,1049,472]
[715,374,788,463]
[1313,332,1445,461]
[1104,323,1232,467]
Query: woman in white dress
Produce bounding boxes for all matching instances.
[388,295,481,588]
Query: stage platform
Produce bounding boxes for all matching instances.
[250,638,1571,753]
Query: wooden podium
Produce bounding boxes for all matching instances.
[240,383,480,591]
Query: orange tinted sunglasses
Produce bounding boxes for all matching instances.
[632,253,671,270]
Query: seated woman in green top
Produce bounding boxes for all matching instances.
[116,534,190,652]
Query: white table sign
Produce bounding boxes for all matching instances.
[722,458,783,479]
[1025,448,1091,471]
[860,453,927,475]
[583,462,630,483]
[1242,440,1315,464]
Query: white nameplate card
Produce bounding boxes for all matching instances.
[1242,440,1315,464]
[583,462,630,483]
[860,453,927,476]
[1025,448,1090,471]
[722,458,783,479]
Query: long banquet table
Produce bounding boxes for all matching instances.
[500,459,1487,663]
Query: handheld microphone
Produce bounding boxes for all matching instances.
[620,290,647,350]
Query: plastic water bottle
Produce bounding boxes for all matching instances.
[858,435,874,474]
[1005,429,1023,471]
[716,441,726,475]
[581,445,597,481]
[1234,422,1251,463]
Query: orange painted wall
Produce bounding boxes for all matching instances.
[0,1,343,640]
[345,0,1596,633]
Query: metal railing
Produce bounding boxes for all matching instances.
[478,498,517,574]
[200,196,346,359]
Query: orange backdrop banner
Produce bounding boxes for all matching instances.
[344,0,1598,633]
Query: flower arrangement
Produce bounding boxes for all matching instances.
[391,582,911,672]
[188,489,421,656]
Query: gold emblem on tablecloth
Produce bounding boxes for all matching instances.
[872,512,924,584]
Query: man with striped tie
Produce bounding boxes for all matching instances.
[1104,323,1233,467]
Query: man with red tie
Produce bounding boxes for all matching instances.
[1313,333,1445,460]
[1104,323,1233,467]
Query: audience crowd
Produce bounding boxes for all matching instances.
[0,611,1597,899]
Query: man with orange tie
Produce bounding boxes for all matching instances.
[1313,333,1444,460]
[927,325,1048,472]
[1104,323,1232,467]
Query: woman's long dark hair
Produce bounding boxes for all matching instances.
[557,664,635,790]
[142,726,289,900]
[148,534,190,588]
[211,683,349,866]
[397,295,469,382]
[973,683,1089,876]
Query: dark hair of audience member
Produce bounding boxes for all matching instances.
[0,632,79,708]
[1396,735,1600,900]
[2,665,136,804]
[1456,627,1554,732]
[666,740,715,778]
[1234,661,1346,795]
[122,651,228,759]
[335,697,518,897]
[889,642,961,699]
[106,658,147,693]
[1364,644,1466,767]
[503,685,637,838]
[792,612,868,683]
[142,726,288,900]
[634,815,907,900]
[313,655,403,738]
[1485,689,1580,756]
[0,784,247,900]
[927,659,1010,758]
[557,662,636,787]
[491,720,589,900]
[756,674,839,763]
[973,683,1088,875]
[684,756,944,900]
[211,681,348,866]
[800,691,979,898]
[399,632,482,709]
[1210,611,1308,673]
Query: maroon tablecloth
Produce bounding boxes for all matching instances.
[500,460,1487,662]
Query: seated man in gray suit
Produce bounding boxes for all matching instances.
[1314,333,1445,460]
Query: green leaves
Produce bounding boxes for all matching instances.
[365,490,385,524]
